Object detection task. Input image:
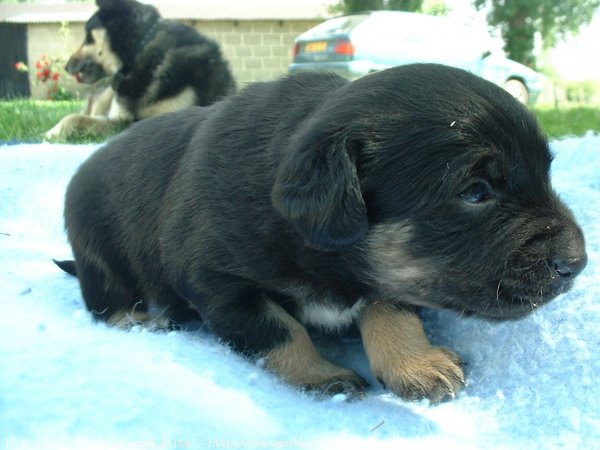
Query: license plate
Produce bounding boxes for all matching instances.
[305,41,327,52]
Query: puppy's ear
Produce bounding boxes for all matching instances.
[272,124,368,251]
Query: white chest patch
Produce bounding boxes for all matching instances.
[107,97,133,121]
[298,299,366,331]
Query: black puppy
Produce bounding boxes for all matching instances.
[46,0,235,140]
[59,64,587,403]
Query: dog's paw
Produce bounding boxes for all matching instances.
[44,114,81,141]
[44,122,64,141]
[376,347,465,403]
[44,114,76,141]
[106,309,173,331]
[308,368,370,398]
[271,357,369,398]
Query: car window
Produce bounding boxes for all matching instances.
[355,13,490,60]
[301,14,369,38]
[358,13,434,38]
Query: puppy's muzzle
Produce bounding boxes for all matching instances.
[65,54,106,84]
[485,220,587,319]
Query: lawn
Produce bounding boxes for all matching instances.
[0,99,598,143]
[0,99,111,144]
[0,99,85,143]
[534,106,600,139]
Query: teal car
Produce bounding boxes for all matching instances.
[289,11,545,104]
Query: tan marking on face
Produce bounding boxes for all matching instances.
[366,222,424,285]
[90,28,121,75]
[263,301,366,394]
[70,42,94,61]
[364,222,438,308]
[358,301,465,403]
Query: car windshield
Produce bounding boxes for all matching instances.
[302,14,369,38]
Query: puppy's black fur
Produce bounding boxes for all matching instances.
[60,64,587,402]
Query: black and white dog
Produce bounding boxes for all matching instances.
[57,64,587,403]
[46,0,235,140]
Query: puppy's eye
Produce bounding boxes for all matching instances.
[460,182,492,204]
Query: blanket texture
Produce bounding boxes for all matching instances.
[1,137,598,449]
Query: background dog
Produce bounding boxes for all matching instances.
[45,0,235,141]
[59,64,587,403]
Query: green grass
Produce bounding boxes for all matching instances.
[533,106,600,139]
[0,99,598,144]
[0,99,104,144]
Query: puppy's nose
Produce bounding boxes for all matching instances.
[64,56,80,75]
[551,253,587,279]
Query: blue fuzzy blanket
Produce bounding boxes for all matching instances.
[1,137,598,449]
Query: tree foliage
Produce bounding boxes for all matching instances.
[388,0,424,11]
[335,0,424,14]
[475,0,600,67]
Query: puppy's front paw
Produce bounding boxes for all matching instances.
[376,347,465,403]
[44,121,64,141]
[307,367,369,398]
[263,301,369,398]
[359,302,466,403]
[266,337,369,398]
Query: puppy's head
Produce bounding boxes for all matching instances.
[65,13,118,84]
[65,0,160,83]
[273,64,587,320]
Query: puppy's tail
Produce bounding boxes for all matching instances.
[53,259,77,277]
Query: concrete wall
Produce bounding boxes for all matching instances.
[192,19,318,85]
[25,19,319,99]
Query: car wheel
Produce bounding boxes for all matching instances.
[503,79,529,104]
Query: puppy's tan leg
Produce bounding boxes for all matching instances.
[45,114,124,141]
[106,294,195,331]
[107,309,153,328]
[358,301,465,403]
[264,301,368,396]
[45,114,79,141]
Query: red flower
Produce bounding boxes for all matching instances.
[27,54,72,100]
[14,62,28,72]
